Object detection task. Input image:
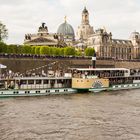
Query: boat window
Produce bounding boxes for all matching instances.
[21,80,27,84]
[36,80,41,84]
[28,80,34,85]
[36,91,40,93]
[44,80,48,84]
[57,80,62,84]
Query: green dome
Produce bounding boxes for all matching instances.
[57,22,75,37]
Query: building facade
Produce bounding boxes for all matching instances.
[24,23,66,47]
[87,29,140,60]
[24,7,140,60]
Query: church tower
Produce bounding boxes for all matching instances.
[82,7,89,25]
[77,7,94,40]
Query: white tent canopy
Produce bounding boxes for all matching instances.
[0,64,7,69]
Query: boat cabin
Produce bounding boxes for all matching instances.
[71,68,130,78]
[2,77,72,90]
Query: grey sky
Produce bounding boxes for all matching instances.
[0,0,140,44]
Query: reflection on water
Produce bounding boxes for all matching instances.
[0,90,140,140]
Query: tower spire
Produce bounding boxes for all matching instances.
[83,0,87,7]
[64,16,67,23]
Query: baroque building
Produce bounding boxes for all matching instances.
[87,29,140,60]
[24,23,66,47]
[77,7,94,40]
[24,6,140,60]
[76,7,140,60]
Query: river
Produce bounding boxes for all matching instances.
[0,90,140,140]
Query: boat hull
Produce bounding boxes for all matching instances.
[89,83,140,93]
[0,88,77,98]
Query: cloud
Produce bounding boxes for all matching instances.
[0,0,139,44]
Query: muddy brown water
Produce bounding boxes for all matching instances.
[0,90,140,140]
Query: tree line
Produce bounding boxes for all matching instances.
[0,42,95,56]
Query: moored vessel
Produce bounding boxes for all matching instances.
[1,54,140,97]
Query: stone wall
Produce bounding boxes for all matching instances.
[115,61,140,69]
[1,57,140,73]
[0,57,115,73]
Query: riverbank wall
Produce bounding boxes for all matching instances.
[0,56,140,73]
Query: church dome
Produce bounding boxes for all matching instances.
[57,21,75,37]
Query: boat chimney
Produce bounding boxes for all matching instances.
[92,53,96,68]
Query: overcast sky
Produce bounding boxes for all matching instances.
[0,0,140,44]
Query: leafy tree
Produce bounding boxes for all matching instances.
[59,48,64,56]
[84,48,95,56]
[40,46,50,55]
[16,45,23,54]
[31,46,36,54]
[0,41,7,53]
[35,46,41,54]
[76,49,82,56]
[7,45,18,54]
[64,47,75,56]
[22,45,32,54]
[52,47,60,56]
[49,47,53,56]
[0,21,8,42]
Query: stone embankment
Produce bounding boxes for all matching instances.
[0,54,140,73]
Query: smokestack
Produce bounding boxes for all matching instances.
[92,53,96,68]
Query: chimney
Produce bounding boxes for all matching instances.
[92,53,96,68]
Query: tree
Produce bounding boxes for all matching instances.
[0,41,7,53]
[84,48,95,56]
[52,47,60,56]
[22,45,32,54]
[7,45,18,54]
[0,21,8,42]
[64,47,76,56]
[59,48,64,56]
[76,49,82,56]
[40,46,50,55]
[35,46,41,54]
[31,46,36,54]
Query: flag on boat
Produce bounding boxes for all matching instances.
[0,64,7,69]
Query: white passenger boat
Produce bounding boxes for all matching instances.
[0,77,77,97]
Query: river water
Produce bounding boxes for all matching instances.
[0,90,140,140]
